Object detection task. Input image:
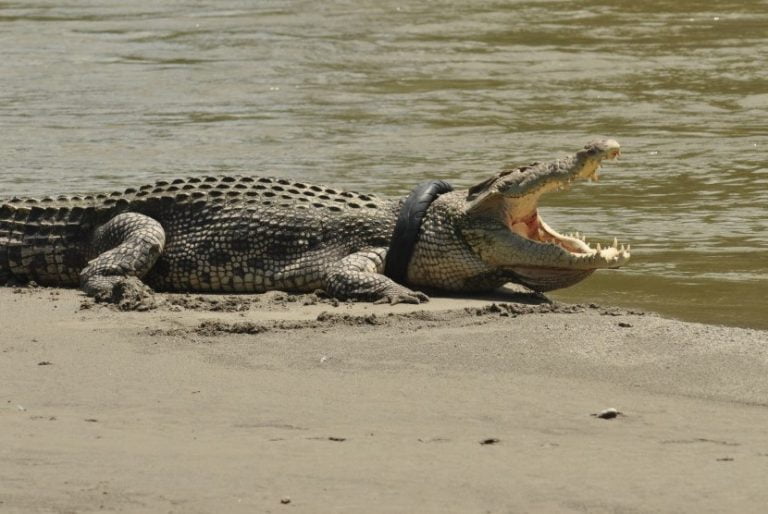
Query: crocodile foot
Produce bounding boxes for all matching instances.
[91,276,159,311]
[373,289,430,305]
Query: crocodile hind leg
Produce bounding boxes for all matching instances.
[323,248,429,304]
[80,212,166,310]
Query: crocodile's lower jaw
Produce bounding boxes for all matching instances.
[502,208,630,292]
[510,266,596,292]
[534,215,630,260]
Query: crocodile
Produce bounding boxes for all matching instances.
[0,139,629,307]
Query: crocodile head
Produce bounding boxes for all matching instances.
[460,139,630,292]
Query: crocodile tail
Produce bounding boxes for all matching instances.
[0,198,93,287]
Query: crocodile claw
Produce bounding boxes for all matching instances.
[374,290,430,305]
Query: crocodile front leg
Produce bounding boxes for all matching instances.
[323,248,429,304]
[80,212,165,309]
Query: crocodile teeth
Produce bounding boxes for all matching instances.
[596,242,602,252]
[613,237,618,249]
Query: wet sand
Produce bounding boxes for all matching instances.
[2,286,767,513]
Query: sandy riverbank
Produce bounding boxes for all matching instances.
[2,286,767,513]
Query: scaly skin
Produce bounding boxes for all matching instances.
[0,140,629,305]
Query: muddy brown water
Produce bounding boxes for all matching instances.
[1,1,766,329]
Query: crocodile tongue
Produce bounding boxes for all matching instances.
[508,209,540,239]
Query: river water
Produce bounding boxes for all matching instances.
[1,1,766,328]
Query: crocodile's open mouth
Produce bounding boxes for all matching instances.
[507,207,629,260]
[463,138,628,291]
[503,150,629,268]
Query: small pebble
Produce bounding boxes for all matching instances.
[592,408,621,419]
[280,497,291,504]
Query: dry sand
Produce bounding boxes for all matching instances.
[1,285,767,513]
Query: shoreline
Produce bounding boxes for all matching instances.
[2,286,767,512]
